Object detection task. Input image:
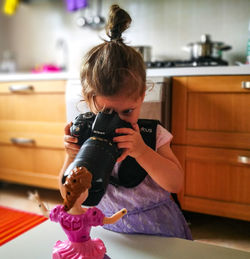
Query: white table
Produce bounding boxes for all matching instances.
[0,220,249,259]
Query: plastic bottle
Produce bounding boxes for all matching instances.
[0,51,16,73]
[246,21,250,64]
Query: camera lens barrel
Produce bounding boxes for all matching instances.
[64,137,120,206]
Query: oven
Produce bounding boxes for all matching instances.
[65,76,171,131]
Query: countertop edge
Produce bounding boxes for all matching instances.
[146,65,250,77]
[0,66,249,82]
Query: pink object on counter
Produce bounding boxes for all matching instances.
[31,64,62,73]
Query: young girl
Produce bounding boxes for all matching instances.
[61,4,192,240]
[29,166,127,259]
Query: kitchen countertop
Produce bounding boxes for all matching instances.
[1,220,249,259]
[0,65,249,82]
[146,65,250,77]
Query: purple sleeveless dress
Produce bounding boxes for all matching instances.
[50,205,107,259]
[97,125,192,240]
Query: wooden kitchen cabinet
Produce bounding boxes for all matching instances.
[171,75,250,221]
[0,80,66,189]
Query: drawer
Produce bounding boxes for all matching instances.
[0,121,64,148]
[0,80,66,93]
[0,145,65,176]
[0,80,66,122]
[184,146,250,204]
[0,144,65,189]
[172,76,250,149]
[186,75,250,92]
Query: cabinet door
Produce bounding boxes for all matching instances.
[0,80,66,189]
[172,145,250,221]
[172,76,250,149]
[0,145,65,189]
[171,75,250,221]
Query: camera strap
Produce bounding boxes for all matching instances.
[110,119,160,188]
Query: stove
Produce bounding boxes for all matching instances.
[146,57,228,68]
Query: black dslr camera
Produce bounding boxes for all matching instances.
[62,111,131,206]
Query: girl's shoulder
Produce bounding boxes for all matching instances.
[156,124,173,150]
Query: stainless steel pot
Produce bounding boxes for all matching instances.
[133,46,152,62]
[182,34,232,60]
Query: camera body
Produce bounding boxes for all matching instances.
[63,111,132,206]
[70,112,96,146]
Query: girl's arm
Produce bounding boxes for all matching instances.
[136,142,184,193]
[28,191,50,218]
[103,208,127,225]
[59,122,80,188]
[114,125,183,193]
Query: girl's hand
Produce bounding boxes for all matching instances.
[113,124,147,162]
[64,122,80,159]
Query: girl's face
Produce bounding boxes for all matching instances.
[95,93,145,125]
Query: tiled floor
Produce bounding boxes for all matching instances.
[0,182,250,252]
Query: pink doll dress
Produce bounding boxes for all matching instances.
[50,205,106,259]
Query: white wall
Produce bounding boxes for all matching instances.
[0,0,249,72]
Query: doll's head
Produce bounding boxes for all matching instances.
[80,4,146,113]
[62,167,92,211]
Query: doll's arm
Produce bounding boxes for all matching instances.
[103,208,127,225]
[28,191,49,218]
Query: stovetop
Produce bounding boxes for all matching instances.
[146,58,228,68]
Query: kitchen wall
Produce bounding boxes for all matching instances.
[0,0,249,72]
[0,10,8,51]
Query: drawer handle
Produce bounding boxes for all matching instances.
[237,156,250,165]
[9,85,34,93]
[241,81,250,89]
[11,138,35,145]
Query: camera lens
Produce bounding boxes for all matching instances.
[66,111,132,206]
[64,136,119,206]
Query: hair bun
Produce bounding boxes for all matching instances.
[106,5,132,42]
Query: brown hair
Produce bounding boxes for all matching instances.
[63,167,92,211]
[80,4,146,112]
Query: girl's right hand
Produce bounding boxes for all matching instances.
[64,122,80,159]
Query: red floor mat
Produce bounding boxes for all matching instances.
[0,206,47,246]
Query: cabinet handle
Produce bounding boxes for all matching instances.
[241,81,250,89]
[237,156,250,165]
[9,85,34,93]
[11,138,35,145]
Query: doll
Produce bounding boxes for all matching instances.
[29,166,127,259]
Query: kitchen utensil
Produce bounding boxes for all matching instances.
[91,0,105,30]
[182,34,232,60]
[76,0,105,30]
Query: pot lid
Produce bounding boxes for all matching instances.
[187,34,228,47]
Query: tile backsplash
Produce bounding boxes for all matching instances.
[0,0,249,72]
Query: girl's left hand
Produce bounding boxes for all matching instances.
[113,124,147,162]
